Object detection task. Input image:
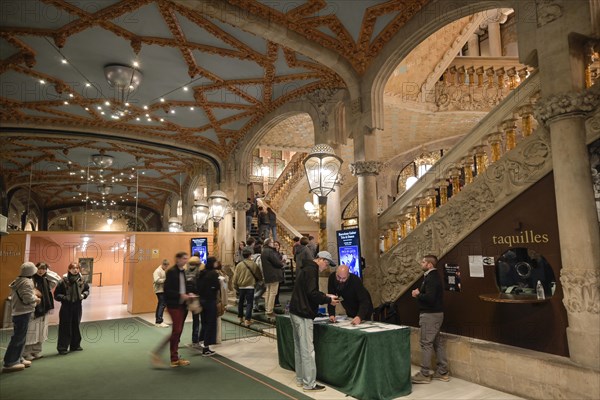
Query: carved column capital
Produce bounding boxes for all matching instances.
[349,161,384,176]
[232,201,250,212]
[560,269,600,314]
[534,86,600,126]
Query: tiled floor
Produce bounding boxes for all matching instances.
[49,286,522,400]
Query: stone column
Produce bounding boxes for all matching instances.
[232,200,249,246]
[350,159,383,298]
[467,33,480,56]
[535,87,600,369]
[487,21,502,57]
[220,210,235,266]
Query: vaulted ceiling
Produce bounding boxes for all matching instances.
[1,0,431,217]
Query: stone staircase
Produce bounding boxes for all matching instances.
[369,73,600,306]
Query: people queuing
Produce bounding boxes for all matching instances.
[153,259,170,328]
[196,256,220,356]
[54,262,90,355]
[2,262,40,373]
[233,248,263,326]
[185,256,204,347]
[260,238,284,317]
[23,262,61,360]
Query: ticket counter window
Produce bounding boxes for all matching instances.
[495,247,556,298]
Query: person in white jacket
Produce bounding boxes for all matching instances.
[153,259,170,327]
[2,262,40,373]
[23,262,61,361]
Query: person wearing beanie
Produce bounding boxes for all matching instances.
[185,256,204,347]
[54,262,90,355]
[2,262,40,373]
[23,262,61,361]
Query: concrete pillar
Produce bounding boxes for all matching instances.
[488,22,502,57]
[326,145,343,262]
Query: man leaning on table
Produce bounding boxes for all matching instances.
[289,251,339,392]
[327,264,373,325]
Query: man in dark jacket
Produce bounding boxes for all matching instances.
[151,251,192,368]
[261,238,284,316]
[289,251,339,393]
[411,255,449,383]
[294,236,313,270]
[327,265,373,325]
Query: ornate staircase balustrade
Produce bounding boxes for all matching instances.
[371,81,600,306]
[379,70,541,241]
[435,57,535,111]
[267,152,307,211]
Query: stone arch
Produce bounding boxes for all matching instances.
[361,0,522,129]
[235,100,321,183]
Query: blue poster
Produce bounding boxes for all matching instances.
[336,228,362,278]
[190,237,208,265]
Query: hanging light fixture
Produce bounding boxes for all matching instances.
[90,154,114,169]
[168,217,183,232]
[97,185,112,195]
[207,190,229,223]
[303,144,342,197]
[192,198,209,228]
[104,64,142,119]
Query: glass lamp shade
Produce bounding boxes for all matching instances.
[168,217,182,232]
[193,199,210,226]
[90,154,114,169]
[208,190,229,223]
[303,144,342,197]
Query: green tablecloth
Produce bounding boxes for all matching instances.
[276,315,411,400]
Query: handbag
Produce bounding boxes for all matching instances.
[243,260,266,298]
[187,297,202,314]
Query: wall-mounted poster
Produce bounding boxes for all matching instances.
[336,228,362,278]
[444,263,461,292]
[190,238,208,265]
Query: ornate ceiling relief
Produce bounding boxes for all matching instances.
[535,0,563,27]
[377,128,553,303]
[0,0,344,160]
[225,0,430,74]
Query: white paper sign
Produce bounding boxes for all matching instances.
[468,255,485,278]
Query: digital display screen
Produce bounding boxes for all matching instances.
[190,237,208,265]
[336,228,362,278]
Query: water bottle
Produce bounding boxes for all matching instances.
[536,280,545,300]
[285,300,290,315]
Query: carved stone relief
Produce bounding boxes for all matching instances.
[534,85,600,126]
[535,0,563,27]
[560,269,600,313]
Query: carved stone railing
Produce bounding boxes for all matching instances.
[374,127,553,304]
[371,86,600,306]
[379,70,540,235]
[267,152,307,211]
[435,57,535,111]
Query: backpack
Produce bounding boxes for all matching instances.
[251,254,262,272]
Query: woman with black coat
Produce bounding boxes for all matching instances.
[196,256,221,356]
